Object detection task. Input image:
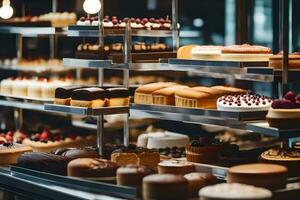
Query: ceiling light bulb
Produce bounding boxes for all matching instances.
[0,5,13,19]
[83,0,101,14]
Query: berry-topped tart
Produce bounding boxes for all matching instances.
[22,129,96,153]
[217,93,272,112]
[266,91,300,129]
[0,142,32,165]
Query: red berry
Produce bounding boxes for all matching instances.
[69,135,77,140]
[5,135,13,142]
[40,131,49,140]
[284,91,296,102]
[6,131,13,137]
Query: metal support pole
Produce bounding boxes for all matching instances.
[14,108,23,130]
[171,0,179,51]
[236,0,252,44]
[52,0,57,12]
[97,115,104,156]
[16,35,23,59]
[280,0,290,95]
[98,0,104,47]
[76,68,82,80]
[122,21,131,147]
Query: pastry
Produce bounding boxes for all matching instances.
[106,88,130,107]
[227,163,288,190]
[67,158,119,180]
[217,94,272,112]
[143,174,189,200]
[269,52,300,70]
[116,164,152,187]
[177,45,197,59]
[0,142,32,165]
[191,45,224,60]
[0,78,13,96]
[27,80,44,98]
[41,80,67,100]
[266,91,300,129]
[17,152,70,175]
[22,130,96,153]
[137,131,189,149]
[11,78,28,97]
[199,183,272,200]
[157,146,186,159]
[158,159,195,175]
[184,172,217,197]
[134,82,177,104]
[260,147,300,177]
[185,138,222,164]
[211,86,247,95]
[54,85,82,105]
[70,87,107,108]
[51,147,99,160]
[175,88,218,109]
[152,85,189,105]
[221,44,272,62]
[111,144,160,170]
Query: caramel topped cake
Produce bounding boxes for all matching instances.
[71,87,106,108]
[260,148,300,177]
[211,86,247,95]
[269,52,300,70]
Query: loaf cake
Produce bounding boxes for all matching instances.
[70,87,107,108]
[152,85,189,105]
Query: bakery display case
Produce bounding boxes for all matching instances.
[1,0,300,199]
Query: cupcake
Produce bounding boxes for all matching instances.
[185,138,222,164]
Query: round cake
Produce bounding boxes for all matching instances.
[221,44,272,62]
[67,158,119,180]
[260,148,300,177]
[158,159,195,175]
[116,164,152,187]
[266,91,300,129]
[137,131,189,149]
[191,45,224,60]
[217,94,272,112]
[143,174,189,200]
[51,147,99,160]
[0,142,32,165]
[227,163,287,190]
[199,183,272,200]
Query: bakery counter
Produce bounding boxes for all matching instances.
[0,26,66,36]
[67,25,172,37]
[0,166,134,200]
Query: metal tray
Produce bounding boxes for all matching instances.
[247,122,300,139]
[44,104,129,116]
[9,166,137,199]
[67,25,172,37]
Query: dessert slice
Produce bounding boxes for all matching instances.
[106,88,130,107]
[191,45,224,60]
[54,85,82,105]
[269,52,300,70]
[134,82,177,104]
[152,85,189,105]
[0,142,32,165]
[175,88,217,109]
[71,87,107,108]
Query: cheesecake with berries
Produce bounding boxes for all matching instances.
[266,91,300,129]
[217,94,272,112]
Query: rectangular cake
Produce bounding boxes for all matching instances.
[70,87,107,108]
[152,85,189,105]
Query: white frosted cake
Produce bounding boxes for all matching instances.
[199,183,272,200]
[191,45,224,60]
[137,131,189,149]
[217,94,272,112]
[0,78,13,95]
